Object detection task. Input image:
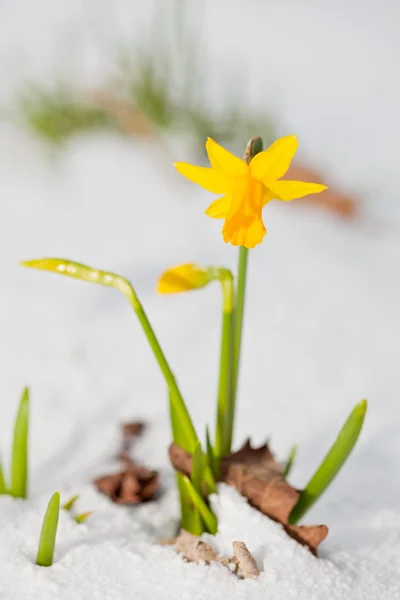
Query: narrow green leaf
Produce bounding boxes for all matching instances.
[0,459,7,494]
[182,476,218,535]
[283,445,297,478]
[191,442,203,494]
[74,511,93,524]
[289,400,367,524]
[62,494,79,511]
[36,492,60,567]
[176,473,203,535]
[21,258,138,306]
[168,389,192,450]
[202,464,217,496]
[11,387,29,498]
[22,259,200,454]
[205,426,219,479]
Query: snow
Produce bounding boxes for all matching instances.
[1,0,400,598]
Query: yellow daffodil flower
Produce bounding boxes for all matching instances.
[157,263,211,294]
[174,136,327,249]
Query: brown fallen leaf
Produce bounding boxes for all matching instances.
[284,163,357,218]
[163,531,259,578]
[232,541,260,579]
[169,440,328,553]
[175,530,218,563]
[94,463,159,505]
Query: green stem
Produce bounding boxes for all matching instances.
[227,246,248,453]
[215,273,234,458]
[226,137,264,454]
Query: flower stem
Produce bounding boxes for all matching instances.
[227,247,248,453]
[214,272,234,458]
[226,137,264,455]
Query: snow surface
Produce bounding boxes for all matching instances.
[1,0,400,598]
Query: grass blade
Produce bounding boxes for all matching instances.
[182,476,218,534]
[62,494,79,511]
[10,387,29,498]
[176,473,203,535]
[0,459,7,494]
[289,400,367,524]
[283,445,297,478]
[36,492,60,567]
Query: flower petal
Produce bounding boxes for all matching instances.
[250,135,298,182]
[206,138,248,177]
[268,180,328,201]
[174,162,231,193]
[205,195,231,219]
[222,215,266,249]
[157,263,210,294]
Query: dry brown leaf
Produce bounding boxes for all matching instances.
[284,163,357,218]
[94,463,159,505]
[232,541,260,579]
[175,530,218,563]
[165,531,259,578]
[169,440,328,553]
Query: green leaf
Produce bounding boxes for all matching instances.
[21,258,139,307]
[205,426,219,479]
[283,445,297,478]
[10,387,29,498]
[168,389,191,450]
[176,473,203,535]
[0,459,7,494]
[289,400,367,524]
[74,511,93,524]
[22,258,199,455]
[191,442,203,494]
[182,476,218,535]
[36,492,60,567]
[62,494,80,511]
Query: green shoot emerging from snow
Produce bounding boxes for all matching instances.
[36,492,60,567]
[62,494,80,511]
[0,460,7,494]
[11,387,29,498]
[290,400,368,524]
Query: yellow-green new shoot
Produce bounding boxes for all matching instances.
[11,387,29,498]
[36,492,60,567]
[289,400,367,524]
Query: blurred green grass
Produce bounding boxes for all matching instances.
[16,0,276,156]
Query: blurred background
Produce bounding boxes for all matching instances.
[1,0,400,523]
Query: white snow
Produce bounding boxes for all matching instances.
[1,0,400,598]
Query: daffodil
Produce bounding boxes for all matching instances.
[174,136,327,249]
[157,263,211,294]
